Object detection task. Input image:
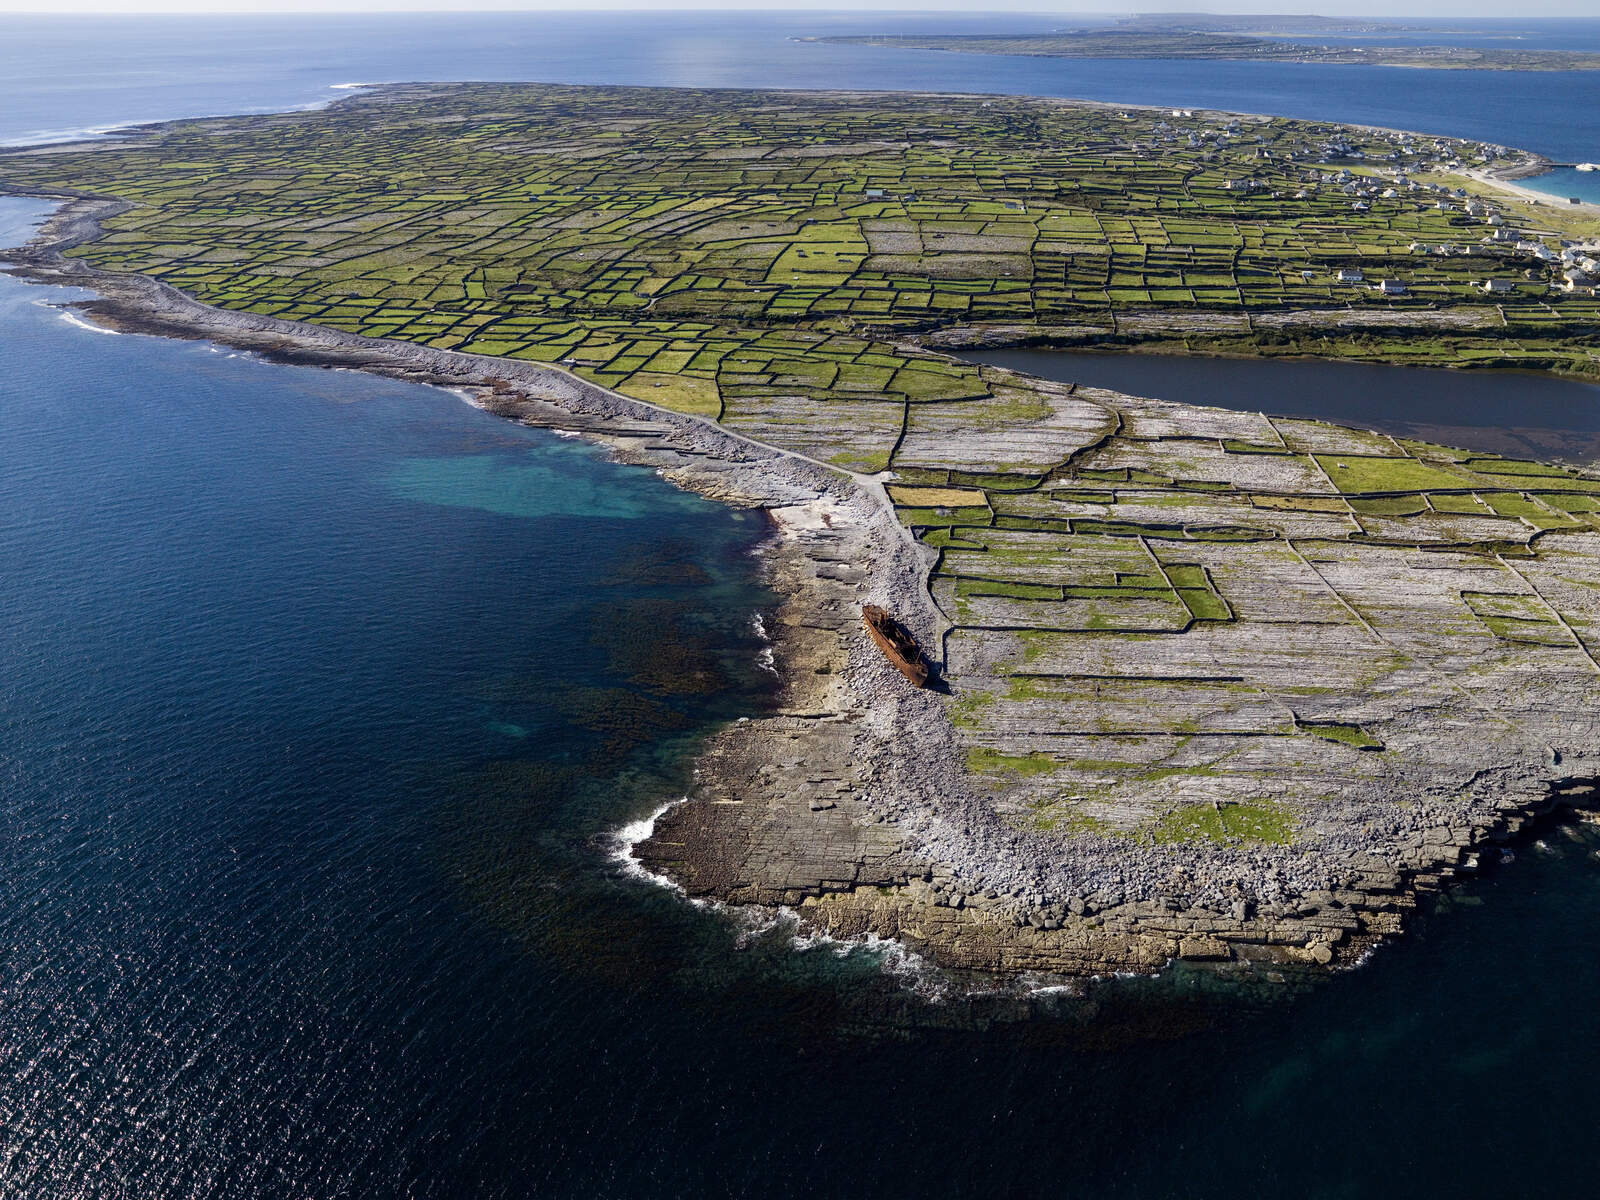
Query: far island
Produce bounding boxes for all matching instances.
[812,17,1600,72]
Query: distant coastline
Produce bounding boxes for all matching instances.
[813,31,1600,72]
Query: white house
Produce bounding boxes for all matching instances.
[1376,279,1407,295]
[1337,268,1365,283]
[1481,279,1515,294]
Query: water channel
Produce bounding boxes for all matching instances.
[966,349,1600,464]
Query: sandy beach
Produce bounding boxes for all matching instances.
[1465,163,1600,235]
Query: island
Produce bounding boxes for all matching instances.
[813,23,1600,72]
[5,83,1600,982]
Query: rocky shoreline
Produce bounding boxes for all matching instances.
[10,191,1600,987]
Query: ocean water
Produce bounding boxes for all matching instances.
[7,15,1600,1197]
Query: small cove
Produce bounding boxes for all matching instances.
[1524,165,1600,206]
[966,347,1600,463]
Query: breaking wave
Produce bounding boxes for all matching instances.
[57,309,118,335]
[751,610,777,675]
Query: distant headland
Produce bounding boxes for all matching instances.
[812,14,1600,72]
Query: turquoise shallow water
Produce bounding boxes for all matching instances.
[1523,165,1600,206]
[384,449,666,521]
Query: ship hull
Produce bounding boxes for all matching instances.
[862,605,930,687]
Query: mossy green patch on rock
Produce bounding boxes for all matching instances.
[1299,721,1384,751]
[1150,801,1295,846]
[966,746,1062,777]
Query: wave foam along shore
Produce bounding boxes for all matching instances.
[613,798,693,895]
[614,793,953,996]
[54,307,120,335]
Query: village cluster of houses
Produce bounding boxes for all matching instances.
[1221,161,1503,214]
[1330,218,1600,299]
[1112,114,1593,299]
[1133,112,1507,199]
[1563,249,1600,294]
[1312,162,1600,298]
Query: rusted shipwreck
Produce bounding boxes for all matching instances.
[862,604,930,687]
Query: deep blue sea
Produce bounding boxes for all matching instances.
[6,14,1600,1198]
